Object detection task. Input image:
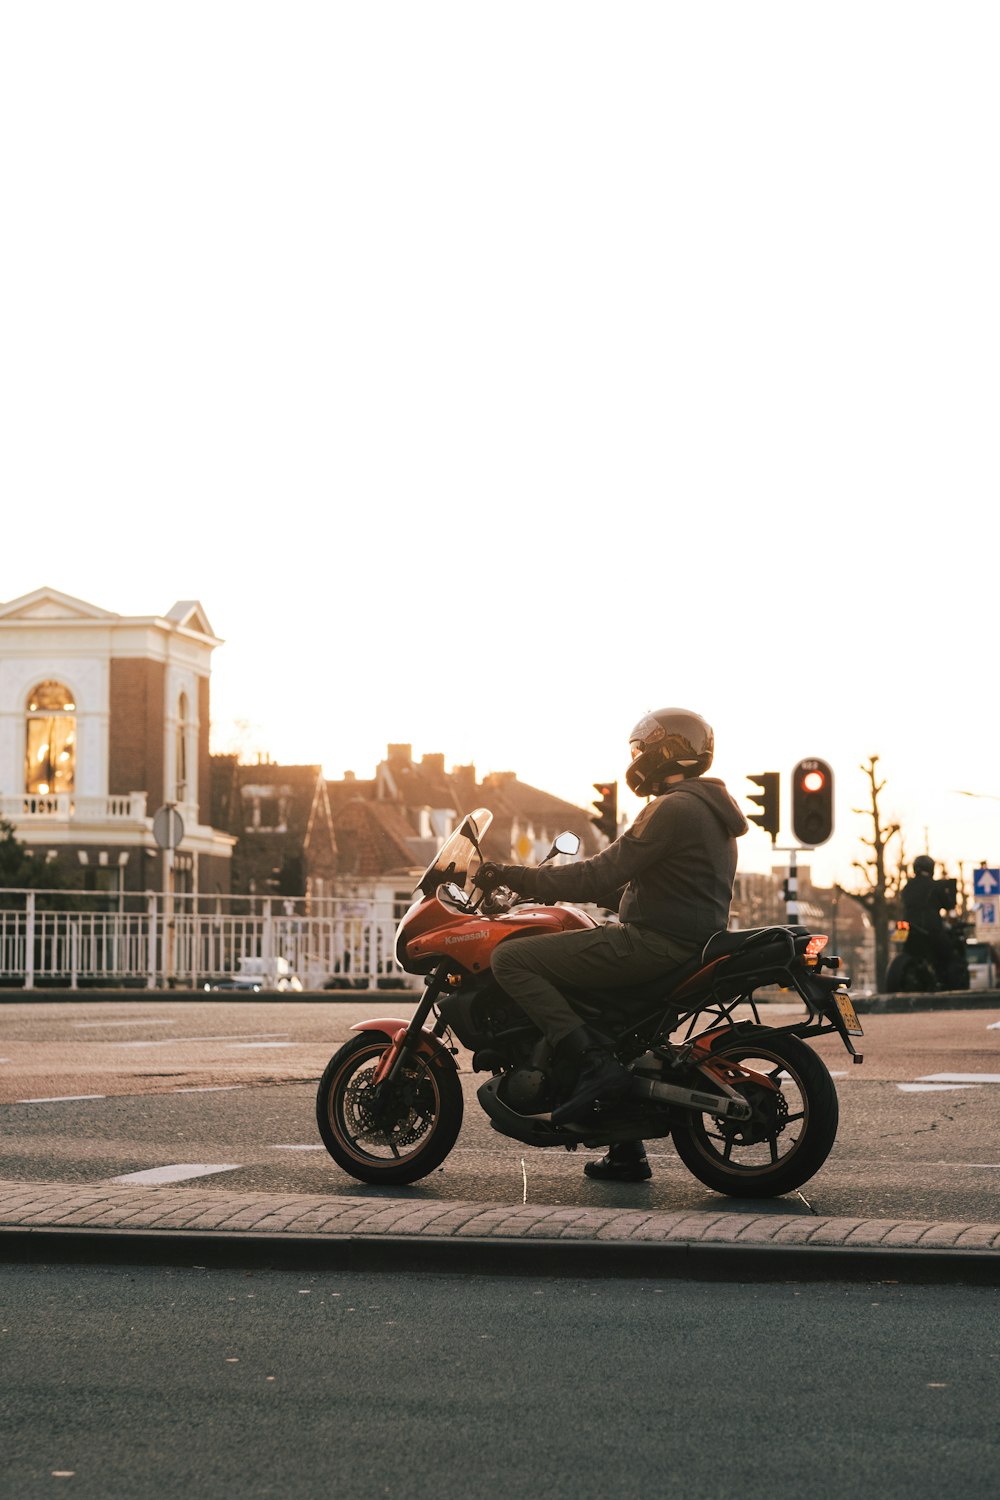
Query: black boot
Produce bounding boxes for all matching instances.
[584,1141,652,1182]
[550,1025,631,1124]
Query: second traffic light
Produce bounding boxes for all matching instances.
[591,781,618,841]
[791,758,834,845]
[747,771,780,843]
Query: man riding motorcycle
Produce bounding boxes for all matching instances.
[476,707,748,1181]
[901,856,951,964]
[899,855,967,989]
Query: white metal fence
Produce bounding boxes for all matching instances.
[0,891,415,991]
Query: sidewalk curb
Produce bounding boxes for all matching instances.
[1,987,998,1010]
[858,991,1000,1014]
[0,988,406,1004]
[2,1181,999,1284]
[2,1223,999,1284]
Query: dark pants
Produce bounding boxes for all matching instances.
[490,921,697,1048]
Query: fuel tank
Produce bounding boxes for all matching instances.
[404,901,596,975]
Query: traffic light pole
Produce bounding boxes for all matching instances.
[786,847,798,926]
[772,845,804,926]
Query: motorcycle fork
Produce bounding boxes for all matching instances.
[372,968,449,1086]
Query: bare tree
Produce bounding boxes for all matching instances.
[837,756,905,990]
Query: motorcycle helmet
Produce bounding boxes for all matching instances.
[912,854,935,877]
[625,708,714,797]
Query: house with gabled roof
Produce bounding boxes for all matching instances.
[318,744,605,925]
[0,586,235,895]
[329,744,601,871]
[210,755,337,903]
[477,768,604,865]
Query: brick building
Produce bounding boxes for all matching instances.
[0,587,234,895]
[211,755,337,900]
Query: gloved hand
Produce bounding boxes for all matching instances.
[476,862,530,895]
[474,862,507,893]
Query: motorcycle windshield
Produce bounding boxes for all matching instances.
[416,807,493,895]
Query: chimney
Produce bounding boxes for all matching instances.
[343,770,356,782]
[387,744,412,765]
[483,771,517,788]
[421,753,446,776]
[451,764,478,806]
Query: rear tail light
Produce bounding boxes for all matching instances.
[803,933,829,967]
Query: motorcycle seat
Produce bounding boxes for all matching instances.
[702,925,808,961]
[564,925,811,1016]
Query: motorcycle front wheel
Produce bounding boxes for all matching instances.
[671,1029,838,1198]
[316,1032,464,1185]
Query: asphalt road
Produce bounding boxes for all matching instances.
[4,1261,999,1500]
[2,998,1000,1221]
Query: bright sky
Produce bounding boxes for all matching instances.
[2,4,998,892]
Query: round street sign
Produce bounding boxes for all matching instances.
[152,804,185,850]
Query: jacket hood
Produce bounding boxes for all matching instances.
[668,777,749,837]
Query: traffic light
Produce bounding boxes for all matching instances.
[747,772,780,843]
[791,758,834,845]
[591,781,618,842]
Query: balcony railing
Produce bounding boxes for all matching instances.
[2,792,151,822]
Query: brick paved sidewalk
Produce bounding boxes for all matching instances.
[2,1178,999,1264]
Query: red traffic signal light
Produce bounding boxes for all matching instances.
[591,781,618,842]
[791,758,834,845]
[747,771,780,842]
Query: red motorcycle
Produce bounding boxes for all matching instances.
[316,809,864,1198]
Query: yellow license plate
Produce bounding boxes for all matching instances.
[834,990,863,1036]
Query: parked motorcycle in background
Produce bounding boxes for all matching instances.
[316,809,864,1199]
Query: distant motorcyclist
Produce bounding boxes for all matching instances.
[476,707,747,1180]
[901,856,953,975]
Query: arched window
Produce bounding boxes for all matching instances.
[25,681,76,796]
[176,692,189,802]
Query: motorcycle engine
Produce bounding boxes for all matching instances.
[499,1067,551,1114]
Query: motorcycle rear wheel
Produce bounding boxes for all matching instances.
[316,1032,464,1185]
[885,953,938,993]
[671,1029,838,1198]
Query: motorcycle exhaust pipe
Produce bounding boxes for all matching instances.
[630,1075,752,1121]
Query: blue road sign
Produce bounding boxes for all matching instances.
[973,867,1000,898]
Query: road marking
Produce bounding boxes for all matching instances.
[917,1072,1000,1084]
[173,1085,245,1093]
[226,1042,297,1050]
[109,1163,242,1185]
[897,1083,976,1092]
[272,1143,326,1151]
[73,1019,177,1029]
[118,1033,290,1048]
[16,1093,107,1103]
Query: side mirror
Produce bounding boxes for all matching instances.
[553,831,580,857]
